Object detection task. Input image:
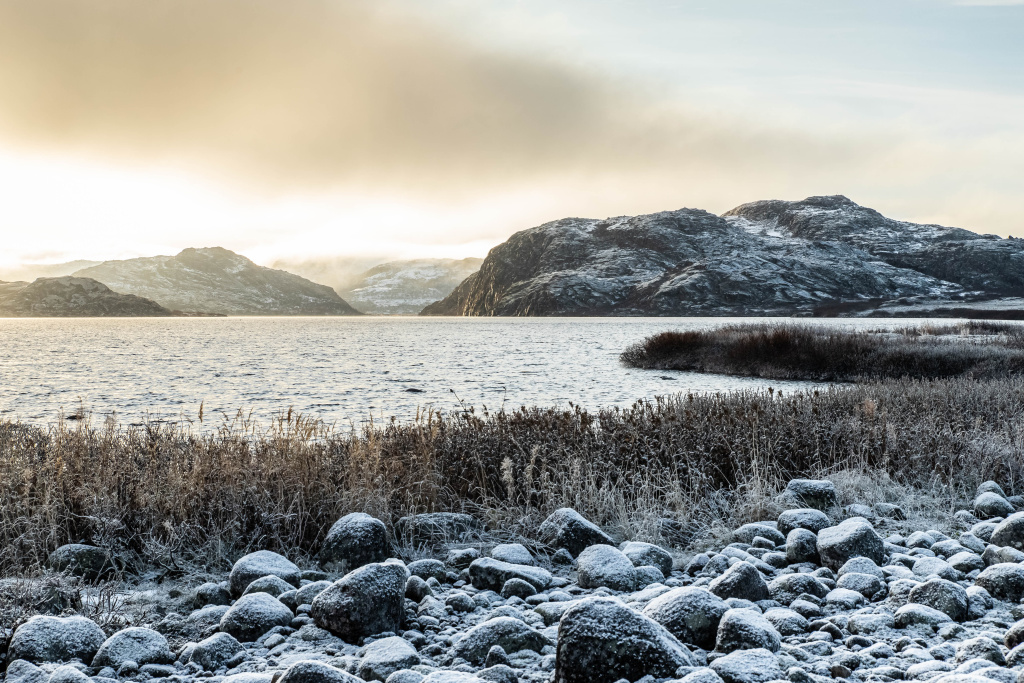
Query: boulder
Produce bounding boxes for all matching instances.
[320,513,390,573]
[948,552,986,574]
[785,529,820,565]
[714,608,781,653]
[990,512,1024,550]
[93,627,173,668]
[1006,619,1024,650]
[489,543,535,566]
[500,578,536,599]
[219,593,293,642]
[909,579,969,622]
[405,576,431,602]
[311,562,406,642]
[575,545,637,592]
[7,615,105,663]
[538,508,613,557]
[975,563,1024,602]
[732,524,785,546]
[816,517,884,571]
[554,597,697,683]
[838,557,884,578]
[894,603,954,629]
[395,513,482,547]
[407,559,447,582]
[708,562,769,603]
[975,492,1015,519]
[228,550,301,597]
[642,586,729,650]
[836,572,885,599]
[358,636,421,682]
[277,660,362,683]
[767,573,829,604]
[3,660,48,683]
[294,580,333,606]
[710,648,785,683]
[194,582,232,607]
[454,616,550,664]
[777,509,831,536]
[762,608,809,636]
[242,575,295,598]
[913,556,959,581]
[621,541,674,577]
[955,637,1006,665]
[468,558,553,592]
[978,481,1008,497]
[189,632,245,672]
[779,479,839,511]
[47,544,112,581]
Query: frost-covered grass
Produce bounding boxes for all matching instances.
[620,321,1024,381]
[3,376,1024,576]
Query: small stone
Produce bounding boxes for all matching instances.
[715,608,780,653]
[816,517,884,571]
[778,480,839,511]
[242,575,295,598]
[974,492,1015,519]
[455,616,550,664]
[490,543,535,566]
[358,636,421,682]
[708,562,769,603]
[219,593,294,642]
[189,632,245,671]
[576,545,637,592]
[955,637,1006,665]
[621,541,674,577]
[786,529,820,565]
[777,509,831,536]
[538,508,613,557]
[975,563,1024,602]
[894,603,954,629]
[909,579,968,622]
[407,559,447,582]
[228,551,301,597]
[47,544,112,581]
[642,586,729,650]
[990,512,1024,550]
[468,557,553,592]
[710,648,784,683]
[277,660,362,683]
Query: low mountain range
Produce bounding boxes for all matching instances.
[423,195,1024,317]
[74,247,360,316]
[0,277,173,317]
[339,258,483,315]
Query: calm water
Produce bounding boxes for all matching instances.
[0,316,953,427]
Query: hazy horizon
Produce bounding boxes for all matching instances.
[1,0,1022,271]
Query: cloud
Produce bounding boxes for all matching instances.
[0,0,886,196]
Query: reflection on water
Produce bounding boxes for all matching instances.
[0,316,963,426]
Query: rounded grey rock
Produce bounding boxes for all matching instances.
[777,509,831,536]
[708,562,769,603]
[277,660,362,683]
[576,544,637,592]
[816,517,884,571]
[538,508,613,557]
[93,627,173,669]
[242,574,295,598]
[219,592,293,642]
[8,615,105,664]
[320,513,390,573]
[454,616,549,664]
[228,550,301,597]
[710,647,785,683]
[974,492,1015,520]
[621,541,673,577]
[642,586,729,650]
[554,596,697,683]
[311,562,406,642]
[909,579,968,622]
[975,563,1024,602]
[714,608,781,654]
[189,632,245,672]
[358,636,421,682]
[47,544,112,581]
[779,479,838,511]
[489,543,535,566]
[785,529,820,565]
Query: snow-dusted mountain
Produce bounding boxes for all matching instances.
[422,196,1023,317]
[74,247,361,316]
[339,258,483,315]
[0,277,172,317]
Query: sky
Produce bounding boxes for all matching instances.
[0,0,1022,271]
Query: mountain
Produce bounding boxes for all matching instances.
[0,260,103,283]
[339,258,483,315]
[0,277,172,317]
[724,195,1024,296]
[75,247,361,315]
[422,197,1021,317]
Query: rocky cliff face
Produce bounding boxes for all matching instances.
[724,195,1024,296]
[421,203,970,317]
[75,247,361,316]
[0,277,172,316]
[340,258,483,315]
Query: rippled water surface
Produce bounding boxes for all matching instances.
[0,316,947,426]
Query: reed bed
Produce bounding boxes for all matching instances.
[620,321,1024,381]
[3,376,1024,577]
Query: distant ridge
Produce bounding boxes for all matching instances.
[339,258,483,315]
[0,277,172,317]
[422,195,1024,317]
[75,247,362,316]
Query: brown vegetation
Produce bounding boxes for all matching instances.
[620,321,1024,381]
[3,375,1024,577]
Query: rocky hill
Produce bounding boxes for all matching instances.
[75,247,361,316]
[340,258,483,315]
[0,277,172,316]
[725,195,1024,296]
[422,197,1022,317]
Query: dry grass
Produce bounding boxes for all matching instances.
[620,321,1024,381]
[3,376,1024,579]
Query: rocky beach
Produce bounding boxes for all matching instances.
[7,478,1024,683]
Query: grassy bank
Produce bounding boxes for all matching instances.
[3,376,1024,577]
[620,321,1024,381]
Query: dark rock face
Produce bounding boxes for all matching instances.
[74,247,361,315]
[725,195,1024,296]
[0,277,171,317]
[554,597,697,683]
[419,196,1003,317]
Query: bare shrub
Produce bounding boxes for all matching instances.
[2,377,1024,575]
